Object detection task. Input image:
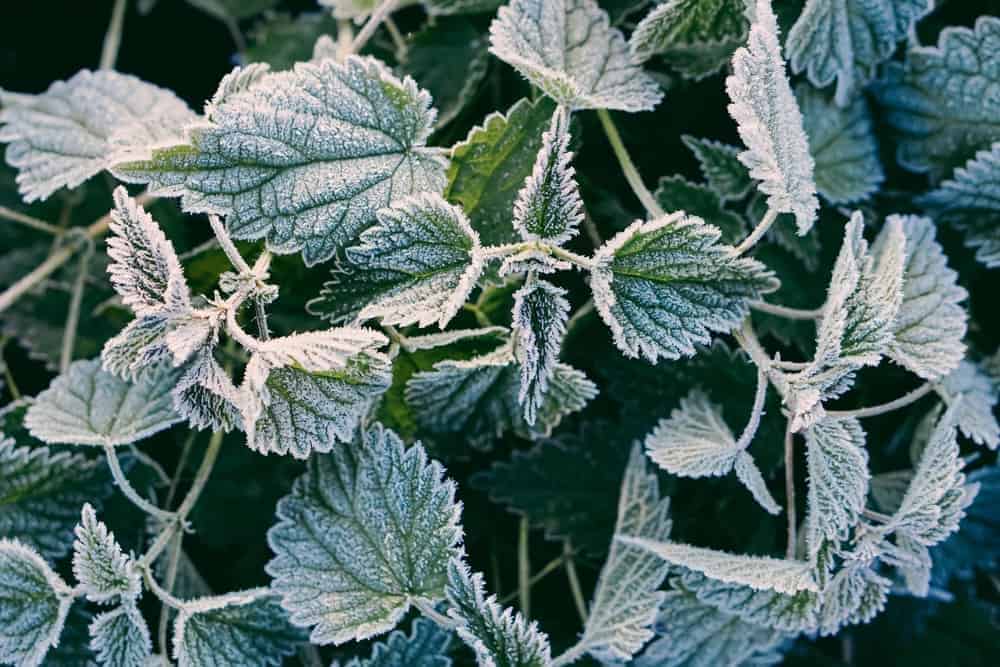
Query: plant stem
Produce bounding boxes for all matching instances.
[498,553,569,605]
[0,206,62,235]
[384,15,408,62]
[208,215,251,273]
[104,445,177,523]
[564,541,588,625]
[518,517,531,618]
[551,642,588,667]
[550,246,595,270]
[734,208,778,256]
[750,300,823,320]
[1,342,21,399]
[825,383,934,420]
[862,508,892,524]
[143,565,186,611]
[784,421,796,559]
[735,364,769,450]
[596,108,663,218]
[100,0,128,70]
[223,17,248,58]
[415,599,457,629]
[565,299,595,334]
[351,0,399,55]
[157,530,183,653]
[59,239,93,372]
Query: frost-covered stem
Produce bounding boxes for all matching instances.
[350,0,399,55]
[384,15,408,62]
[750,300,823,320]
[735,365,769,450]
[251,251,272,340]
[565,299,595,334]
[60,239,93,372]
[783,422,796,559]
[498,552,569,605]
[0,206,62,235]
[208,214,251,274]
[479,242,525,260]
[336,20,355,61]
[518,517,531,618]
[771,358,810,371]
[825,383,934,420]
[733,319,770,369]
[226,303,262,351]
[862,508,893,524]
[99,0,127,70]
[0,341,21,399]
[415,599,457,629]
[734,208,778,256]
[176,428,225,521]
[551,246,595,270]
[596,108,663,218]
[0,195,154,314]
[157,530,183,652]
[551,642,589,667]
[143,565,186,611]
[564,541,588,625]
[104,445,177,523]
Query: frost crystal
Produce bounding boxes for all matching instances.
[0,70,197,202]
[488,0,663,112]
[114,56,448,266]
[512,276,570,426]
[727,0,818,233]
[267,425,463,644]
[89,603,152,667]
[348,193,484,329]
[72,503,140,603]
[936,361,999,450]
[591,213,778,363]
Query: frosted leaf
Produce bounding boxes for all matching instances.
[734,451,782,516]
[0,435,112,561]
[512,106,583,245]
[803,418,869,563]
[576,445,672,662]
[107,186,189,316]
[173,591,305,667]
[936,361,999,449]
[249,328,389,382]
[646,390,742,477]
[89,603,152,667]
[874,17,1000,176]
[25,359,181,447]
[162,313,219,368]
[786,0,933,107]
[445,558,551,667]
[0,70,197,202]
[0,539,74,667]
[618,539,819,594]
[488,0,663,112]
[266,425,463,644]
[172,349,243,433]
[922,142,1000,269]
[880,532,933,597]
[512,276,570,426]
[348,194,483,329]
[72,503,140,603]
[102,313,174,380]
[884,215,967,381]
[815,565,891,636]
[498,249,570,277]
[797,84,884,205]
[114,56,448,266]
[681,135,753,202]
[204,63,271,120]
[400,326,510,353]
[726,0,818,234]
[591,213,778,363]
[335,617,453,667]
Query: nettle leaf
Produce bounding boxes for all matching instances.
[815,564,891,636]
[89,603,152,667]
[803,418,869,562]
[681,135,753,202]
[654,175,747,245]
[630,0,748,79]
[727,0,818,234]
[0,432,112,561]
[797,83,884,205]
[786,0,933,106]
[347,193,484,329]
[575,445,672,662]
[591,213,778,363]
[336,617,453,667]
[512,106,583,245]
[874,17,1000,175]
[173,592,305,667]
[488,0,662,112]
[936,361,999,450]
[512,276,570,426]
[25,358,182,447]
[72,503,140,603]
[885,215,967,381]
[444,97,556,246]
[0,69,197,202]
[405,344,597,447]
[0,539,74,667]
[172,349,243,433]
[445,558,551,667]
[114,56,448,266]
[619,539,819,595]
[922,142,1000,269]
[646,390,780,514]
[267,425,463,645]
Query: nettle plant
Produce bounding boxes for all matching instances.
[1,0,998,665]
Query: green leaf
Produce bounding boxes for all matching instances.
[681,135,753,202]
[267,425,463,645]
[489,0,662,111]
[786,0,933,106]
[114,56,448,266]
[246,12,339,70]
[72,503,140,603]
[654,175,747,244]
[25,358,182,447]
[173,592,305,666]
[936,360,999,449]
[445,558,551,667]
[346,193,484,329]
[874,17,1000,176]
[89,603,151,667]
[591,213,778,363]
[511,276,570,426]
[629,0,748,79]
[336,617,453,667]
[0,539,74,667]
[797,83,884,205]
[445,97,557,246]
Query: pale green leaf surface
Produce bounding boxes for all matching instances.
[89,603,151,667]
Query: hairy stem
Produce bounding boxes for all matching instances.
[99,0,127,70]
[350,0,399,55]
[735,364,769,450]
[208,215,251,274]
[825,383,934,420]
[157,530,183,653]
[59,239,93,372]
[596,108,663,218]
[415,599,457,629]
[784,421,797,559]
[498,552,569,605]
[0,206,62,235]
[565,298,595,334]
[518,517,531,618]
[384,15,408,62]
[734,208,778,256]
[104,445,177,523]
[143,565,186,611]
[750,300,823,320]
[551,642,589,667]
[564,541,588,625]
